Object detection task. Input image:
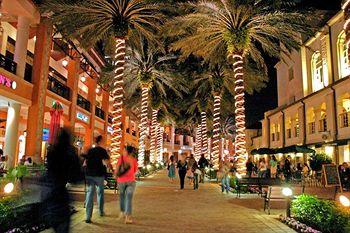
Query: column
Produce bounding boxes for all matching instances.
[4,102,21,168]
[14,16,30,78]
[326,92,337,140]
[298,105,305,143]
[25,17,53,163]
[261,118,269,148]
[66,56,80,129]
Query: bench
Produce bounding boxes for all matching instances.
[264,185,304,215]
[236,178,282,198]
[303,186,337,200]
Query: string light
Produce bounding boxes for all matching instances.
[157,123,164,163]
[150,109,158,163]
[343,0,350,63]
[232,54,247,175]
[111,38,126,165]
[201,112,208,158]
[212,96,221,169]
[195,124,202,160]
[138,86,149,167]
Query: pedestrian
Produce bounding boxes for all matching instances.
[258,158,267,178]
[219,158,230,194]
[83,135,111,223]
[43,128,82,233]
[198,154,209,183]
[167,155,176,182]
[192,160,200,190]
[177,154,188,190]
[302,162,310,178]
[24,157,34,166]
[284,156,292,182]
[116,146,138,224]
[246,157,254,178]
[269,155,278,178]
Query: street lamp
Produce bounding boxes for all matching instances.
[4,182,14,194]
[339,195,350,207]
[282,187,293,217]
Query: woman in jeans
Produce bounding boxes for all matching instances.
[177,155,188,190]
[116,146,138,224]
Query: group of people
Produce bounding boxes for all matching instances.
[339,162,350,190]
[167,154,209,190]
[246,155,310,182]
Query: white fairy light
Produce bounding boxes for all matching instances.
[157,124,164,163]
[212,96,221,169]
[201,112,208,158]
[150,109,158,163]
[138,87,149,167]
[195,125,202,160]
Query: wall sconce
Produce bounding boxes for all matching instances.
[62,59,68,67]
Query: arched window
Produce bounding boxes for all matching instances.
[337,31,350,78]
[311,51,325,92]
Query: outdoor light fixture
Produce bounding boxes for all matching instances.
[146,164,152,170]
[62,59,68,67]
[95,87,100,94]
[80,76,86,82]
[339,195,350,207]
[4,182,14,194]
[236,173,242,179]
[282,187,293,217]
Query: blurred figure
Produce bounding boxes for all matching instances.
[269,156,278,178]
[177,154,188,190]
[303,162,310,178]
[284,156,292,182]
[83,135,110,223]
[43,128,82,233]
[116,146,138,224]
[24,157,33,166]
[167,155,176,182]
[219,158,231,193]
[192,160,200,190]
[246,157,254,178]
[258,158,267,178]
[198,154,209,183]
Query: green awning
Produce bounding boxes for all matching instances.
[251,148,276,155]
[275,145,315,154]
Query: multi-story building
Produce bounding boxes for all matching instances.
[255,11,350,165]
[163,126,195,160]
[0,0,112,167]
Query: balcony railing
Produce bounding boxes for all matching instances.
[95,106,105,120]
[339,112,350,128]
[77,94,91,112]
[0,54,17,75]
[47,76,71,100]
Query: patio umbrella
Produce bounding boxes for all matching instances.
[48,101,63,144]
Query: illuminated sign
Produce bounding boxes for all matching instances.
[0,74,17,90]
[77,112,89,122]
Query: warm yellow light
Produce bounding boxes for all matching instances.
[62,59,68,67]
[339,195,350,207]
[282,187,293,197]
[325,146,334,157]
[80,76,86,82]
[4,183,14,194]
[95,88,100,94]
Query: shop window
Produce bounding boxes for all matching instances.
[311,52,325,92]
[338,31,350,78]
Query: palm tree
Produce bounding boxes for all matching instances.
[42,0,162,164]
[124,40,186,166]
[343,0,350,60]
[169,0,309,174]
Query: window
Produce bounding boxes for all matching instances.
[308,122,316,134]
[319,118,327,132]
[338,31,350,78]
[312,52,326,92]
[286,128,292,139]
[288,67,294,81]
[271,133,275,142]
[340,111,350,128]
[276,132,280,141]
[294,123,300,137]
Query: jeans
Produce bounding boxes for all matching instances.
[119,182,136,215]
[221,175,230,193]
[85,176,105,221]
[199,168,206,183]
[179,170,186,189]
[193,173,199,189]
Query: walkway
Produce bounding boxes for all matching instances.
[45,171,295,233]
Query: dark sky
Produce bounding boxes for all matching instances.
[245,0,342,128]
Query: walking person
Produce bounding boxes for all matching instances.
[246,157,254,178]
[198,154,209,183]
[177,154,188,190]
[258,158,267,178]
[192,160,200,190]
[116,146,138,224]
[167,155,176,182]
[270,155,278,178]
[83,135,110,223]
[284,156,292,183]
[219,159,231,194]
[43,128,82,233]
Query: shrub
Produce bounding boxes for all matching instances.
[309,153,332,172]
[291,194,350,233]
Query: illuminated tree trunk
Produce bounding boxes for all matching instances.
[157,122,164,163]
[201,112,208,158]
[343,0,350,61]
[232,53,247,174]
[212,96,221,169]
[195,124,202,160]
[138,86,149,167]
[150,109,158,163]
[111,38,126,165]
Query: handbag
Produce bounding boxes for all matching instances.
[116,155,131,177]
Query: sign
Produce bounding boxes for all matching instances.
[43,128,49,141]
[322,164,341,188]
[0,74,16,90]
[77,112,89,123]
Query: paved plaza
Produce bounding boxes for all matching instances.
[44,171,295,233]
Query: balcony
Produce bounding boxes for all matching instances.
[339,112,350,128]
[0,54,17,75]
[77,94,91,112]
[95,106,105,120]
[47,76,71,100]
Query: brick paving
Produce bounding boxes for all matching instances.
[43,171,295,233]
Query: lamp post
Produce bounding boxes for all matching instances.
[282,187,293,217]
[339,195,350,207]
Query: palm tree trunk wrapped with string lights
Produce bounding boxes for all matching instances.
[232,54,247,174]
[195,125,202,160]
[150,109,158,163]
[138,86,149,167]
[157,123,164,163]
[201,112,208,158]
[343,0,350,59]
[111,38,126,164]
[212,96,221,168]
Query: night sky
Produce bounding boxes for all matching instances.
[245,0,342,128]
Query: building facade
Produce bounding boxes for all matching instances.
[255,11,350,165]
[0,0,113,167]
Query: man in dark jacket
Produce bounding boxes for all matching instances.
[198,154,209,183]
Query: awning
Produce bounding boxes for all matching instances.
[275,145,315,154]
[251,148,276,155]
